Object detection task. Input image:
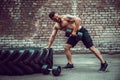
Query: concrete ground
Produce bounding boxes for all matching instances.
[0,54,120,80]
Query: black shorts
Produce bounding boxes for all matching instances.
[66,27,94,48]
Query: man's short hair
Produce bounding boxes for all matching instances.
[49,12,56,19]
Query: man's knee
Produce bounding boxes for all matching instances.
[64,44,72,51]
[89,46,96,52]
[89,46,99,53]
[89,46,95,51]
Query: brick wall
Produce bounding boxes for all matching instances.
[0,0,120,53]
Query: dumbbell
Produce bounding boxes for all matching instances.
[76,31,83,41]
[41,64,61,76]
[65,28,72,37]
[65,28,83,41]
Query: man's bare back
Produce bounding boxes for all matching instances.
[54,15,82,32]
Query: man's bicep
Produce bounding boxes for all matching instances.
[75,18,81,26]
[72,19,81,33]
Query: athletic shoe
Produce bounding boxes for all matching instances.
[63,63,74,69]
[99,61,108,72]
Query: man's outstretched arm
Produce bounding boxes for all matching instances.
[46,25,58,48]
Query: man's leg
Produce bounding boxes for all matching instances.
[89,46,108,71]
[80,27,108,71]
[89,46,105,63]
[64,35,79,68]
[63,44,74,68]
[64,44,73,64]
